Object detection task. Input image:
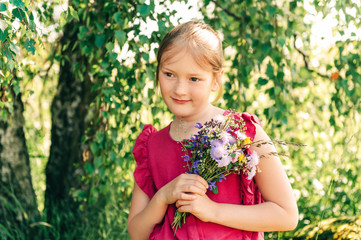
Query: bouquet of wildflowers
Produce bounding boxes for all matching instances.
[172,111,260,232]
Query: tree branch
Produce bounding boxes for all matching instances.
[293,34,329,79]
[211,0,243,21]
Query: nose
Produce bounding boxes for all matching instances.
[174,79,187,96]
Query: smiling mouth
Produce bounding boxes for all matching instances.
[172,98,190,104]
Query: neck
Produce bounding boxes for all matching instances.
[171,104,219,141]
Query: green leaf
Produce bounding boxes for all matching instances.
[95,34,105,48]
[84,162,95,174]
[10,0,24,8]
[77,26,88,39]
[106,42,114,52]
[68,6,79,21]
[94,156,103,168]
[261,24,275,32]
[274,86,281,96]
[115,30,126,46]
[4,46,14,60]
[102,111,108,118]
[277,37,286,47]
[12,8,27,24]
[137,4,150,16]
[261,43,270,53]
[13,84,20,95]
[0,29,9,42]
[76,190,87,200]
[90,142,99,154]
[266,63,274,78]
[109,52,118,62]
[139,35,148,44]
[24,38,35,54]
[212,185,218,194]
[258,77,268,86]
[267,5,277,16]
[0,3,7,12]
[113,12,122,24]
[142,53,149,61]
[290,1,297,11]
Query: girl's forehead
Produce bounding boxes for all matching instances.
[160,47,212,72]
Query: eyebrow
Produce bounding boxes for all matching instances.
[161,67,204,77]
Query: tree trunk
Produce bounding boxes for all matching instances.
[44,21,93,228]
[0,88,38,229]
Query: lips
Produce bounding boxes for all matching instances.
[172,98,190,104]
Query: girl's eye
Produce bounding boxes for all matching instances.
[165,72,174,77]
[190,77,200,82]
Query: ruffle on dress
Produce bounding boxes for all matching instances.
[133,124,158,199]
[228,111,264,207]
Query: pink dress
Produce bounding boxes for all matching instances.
[133,111,264,239]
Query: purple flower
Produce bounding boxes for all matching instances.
[190,135,198,141]
[195,122,202,129]
[193,168,199,175]
[210,139,226,160]
[201,135,208,143]
[183,155,190,161]
[219,174,226,182]
[221,131,236,144]
[193,160,200,168]
[208,181,216,191]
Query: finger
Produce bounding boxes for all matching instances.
[178,204,194,213]
[176,196,196,207]
[177,192,197,201]
[194,175,209,189]
[183,174,209,189]
[181,183,207,196]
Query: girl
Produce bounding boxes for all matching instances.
[127,21,298,240]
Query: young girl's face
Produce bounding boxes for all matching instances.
[158,49,219,120]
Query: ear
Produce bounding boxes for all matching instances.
[211,69,224,92]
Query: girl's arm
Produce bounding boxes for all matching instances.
[127,183,167,240]
[176,123,298,231]
[127,174,208,240]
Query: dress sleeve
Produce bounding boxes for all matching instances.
[132,124,157,199]
[240,112,262,141]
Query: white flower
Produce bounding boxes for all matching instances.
[217,155,232,167]
[235,130,247,140]
[247,167,257,180]
[247,151,259,168]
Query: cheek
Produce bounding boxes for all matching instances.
[159,79,172,95]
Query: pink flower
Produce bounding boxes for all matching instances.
[232,152,240,163]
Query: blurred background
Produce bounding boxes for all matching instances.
[0,0,360,239]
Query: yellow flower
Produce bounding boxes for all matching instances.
[244,137,252,145]
[238,153,246,164]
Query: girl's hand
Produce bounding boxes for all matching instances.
[158,173,209,205]
[176,193,216,222]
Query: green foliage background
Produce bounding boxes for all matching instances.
[1,0,360,239]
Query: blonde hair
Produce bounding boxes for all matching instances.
[156,21,224,102]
